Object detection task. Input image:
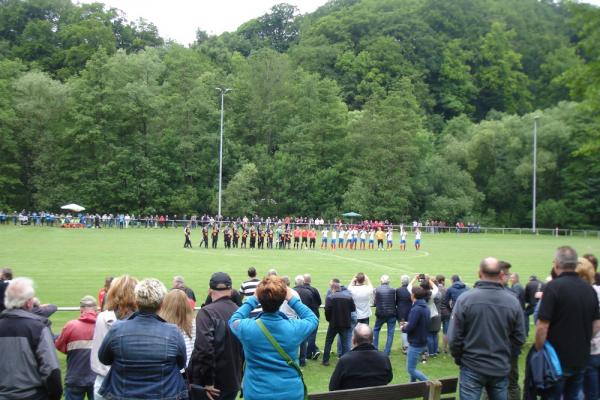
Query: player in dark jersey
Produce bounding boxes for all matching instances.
[241,228,248,248]
[184,225,192,248]
[211,225,219,248]
[232,228,239,248]
[267,228,274,249]
[249,227,257,249]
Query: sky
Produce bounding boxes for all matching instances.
[78,0,330,46]
[78,0,600,46]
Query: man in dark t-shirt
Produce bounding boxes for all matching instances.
[536,246,600,399]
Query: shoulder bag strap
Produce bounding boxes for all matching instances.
[256,319,308,400]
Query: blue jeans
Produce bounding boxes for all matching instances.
[542,368,585,400]
[373,316,396,356]
[407,345,428,382]
[337,313,357,355]
[459,367,508,400]
[584,354,600,400]
[427,332,439,355]
[65,385,94,400]
[323,326,351,363]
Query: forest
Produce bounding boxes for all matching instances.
[0,0,599,227]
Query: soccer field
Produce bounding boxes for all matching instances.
[1,226,598,393]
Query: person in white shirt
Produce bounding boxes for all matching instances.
[348,273,374,325]
[386,229,393,250]
[368,229,375,250]
[338,228,346,249]
[331,230,337,250]
[360,229,367,250]
[321,228,329,249]
[415,229,422,250]
[400,230,407,251]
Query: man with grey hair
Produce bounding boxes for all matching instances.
[373,274,396,356]
[0,277,63,400]
[448,257,525,400]
[172,275,196,305]
[55,295,97,399]
[535,246,600,399]
[329,323,393,391]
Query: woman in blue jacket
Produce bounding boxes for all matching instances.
[401,286,431,382]
[229,275,318,400]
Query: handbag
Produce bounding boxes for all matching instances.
[256,319,308,400]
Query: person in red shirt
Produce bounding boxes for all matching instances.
[55,296,98,399]
[98,277,113,311]
[309,229,317,249]
[293,227,301,249]
[301,228,309,249]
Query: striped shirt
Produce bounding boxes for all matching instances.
[241,278,262,313]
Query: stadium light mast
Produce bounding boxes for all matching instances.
[216,87,232,219]
[532,116,539,234]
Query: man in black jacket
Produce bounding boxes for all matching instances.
[322,281,356,366]
[294,275,321,366]
[373,274,396,356]
[303,273,322,359]
[0,267,12,312]
[188,272,243,400]
[329,323,392,391]
[524,275,544,337]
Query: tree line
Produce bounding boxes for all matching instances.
[0,0,599,228]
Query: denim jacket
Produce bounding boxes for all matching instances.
[98,311,188,400]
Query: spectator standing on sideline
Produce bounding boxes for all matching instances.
[240,267,262,316]
[294,275,320,366]
[329,324,393,391]
[0,278,63,400]
[97,276,113,311]
[373,275,397,356]
[322,281,356,365]
[188,272,242,400]
[535,246,600,399]
[98,278,187,400]
[229,276,318,400]
[0,267,13,312]
[303,273,322,359]
[348,272,374,325]
[55,296,98,400]
[448,257,525,400]
[443,274,468,313]
[159,290,196,373]
[576,256,600,400]
[396,274,412,354]
[172,275,196,307]
[91,275,138,400]
[436,275,451,354]
[401,286,430,382]
[524,275,544,337]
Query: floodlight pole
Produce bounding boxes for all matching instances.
[532,116,539,234]
[216,87,232,219]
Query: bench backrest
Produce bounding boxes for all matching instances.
[308,377,458,400]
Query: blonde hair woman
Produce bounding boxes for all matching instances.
[90,275,138,400]
[160,289,196,371]
[577,256,600,399]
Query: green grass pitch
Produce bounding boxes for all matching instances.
[1,226,598,394]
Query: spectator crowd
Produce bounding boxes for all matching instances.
[0,246,598,400]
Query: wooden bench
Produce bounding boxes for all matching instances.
[308,377,458,400]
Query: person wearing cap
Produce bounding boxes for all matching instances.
[188,272,243,400]
[98,278,187,400]
[55,295,98,400]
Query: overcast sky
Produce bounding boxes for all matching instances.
[78,0,600,46]
[78,0,330,45]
